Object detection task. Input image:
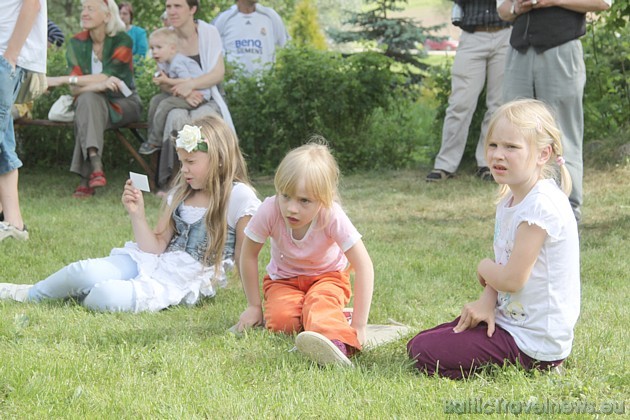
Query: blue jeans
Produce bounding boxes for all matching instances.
[28,254,139,311]
[0,56,24,175]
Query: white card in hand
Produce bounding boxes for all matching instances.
[118,81,133,97]
[129,172,150,192]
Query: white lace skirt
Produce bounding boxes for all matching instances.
[110,242,226,312]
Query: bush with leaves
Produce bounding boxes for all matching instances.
[226,47,425,173]
[583,18,629,145]
[23,47,428,174]
[289,0,328,50]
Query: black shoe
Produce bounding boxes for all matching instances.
[475,167,494,182]
[426,169,453,182]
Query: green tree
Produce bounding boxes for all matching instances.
[329,0,440,81]
[289,0,327,50]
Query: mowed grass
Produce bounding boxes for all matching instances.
[0,165,628,418]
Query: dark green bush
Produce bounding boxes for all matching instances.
[583,20,629,147]
[582,19,630,166]
[227,47,422,173]
[350,94,437,170]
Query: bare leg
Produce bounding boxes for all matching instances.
[0,169,23,230]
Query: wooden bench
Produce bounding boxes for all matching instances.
[14,119,158,191]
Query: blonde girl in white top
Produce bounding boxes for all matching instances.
[408,99,580,379]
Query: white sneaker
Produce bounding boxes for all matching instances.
[0,283,32,302]
[295,331,353,367]
[0,222,29,241]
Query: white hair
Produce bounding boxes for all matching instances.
[81,0,126,37]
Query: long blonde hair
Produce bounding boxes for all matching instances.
[485,99,572,199]
[163,115,252,274]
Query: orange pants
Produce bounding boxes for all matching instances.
[263,271,361,351]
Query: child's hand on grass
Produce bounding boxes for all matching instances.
[353,324,367,345]
[236,305,264,332]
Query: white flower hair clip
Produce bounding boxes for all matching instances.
[176,125,208,153]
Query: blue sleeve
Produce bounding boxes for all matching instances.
[131,26,148,58]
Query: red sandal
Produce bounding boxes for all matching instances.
[73,185,95,198]
[88,171,107,188]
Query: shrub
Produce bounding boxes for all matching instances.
[583,19,630,151]
[350,92,437,170]
[226,47,421,173]
[289,0,328,50]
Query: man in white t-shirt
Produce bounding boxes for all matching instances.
[212,0,289,76]
[0,0,47,242]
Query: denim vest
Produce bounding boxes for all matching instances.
[165,202,236,264]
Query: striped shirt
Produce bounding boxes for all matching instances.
[455,0,511,31]
[47,19,64,47]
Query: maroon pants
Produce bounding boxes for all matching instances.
[407,317,563,379]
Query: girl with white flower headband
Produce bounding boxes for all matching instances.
[408,99,580,379]
[0,115,261,312]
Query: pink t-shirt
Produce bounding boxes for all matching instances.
[245,196,362,280]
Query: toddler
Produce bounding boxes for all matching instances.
[139,27,211,155]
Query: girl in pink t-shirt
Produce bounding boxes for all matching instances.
[236,140,374,366]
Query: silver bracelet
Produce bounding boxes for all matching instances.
[69,76,78,85]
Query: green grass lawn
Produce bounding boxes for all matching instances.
[1,165,628,418]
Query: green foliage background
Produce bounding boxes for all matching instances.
[227,48,419,173]
[582,11,630,153]
[24,0,629,177]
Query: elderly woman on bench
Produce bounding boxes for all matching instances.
[47,0,142,198]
